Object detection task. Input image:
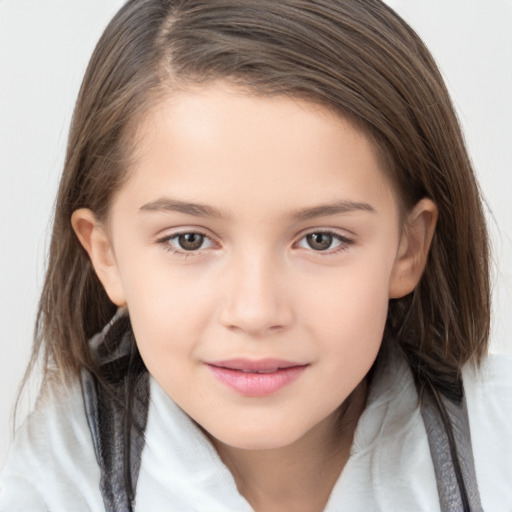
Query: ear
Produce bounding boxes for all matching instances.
[389,198,438,299]
[71,208,127,307]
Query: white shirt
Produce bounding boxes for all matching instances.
[1,348,511,512]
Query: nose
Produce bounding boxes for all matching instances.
[219,252,294,337]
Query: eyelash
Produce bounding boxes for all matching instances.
[157,232,215,257]
[156,230,354,257]
[296,230,354,255]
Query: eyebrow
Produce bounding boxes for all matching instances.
[290,200,376,220]
[139,198,228,218]
[139,197,376,220]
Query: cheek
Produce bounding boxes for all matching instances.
[116,254,214,375]
[303,258,393,372]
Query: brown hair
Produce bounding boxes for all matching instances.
[26,0,489,399]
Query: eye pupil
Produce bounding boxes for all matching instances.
[178,233,204,251]
[306,233,333,251]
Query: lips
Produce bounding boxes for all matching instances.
[206,359,308,397]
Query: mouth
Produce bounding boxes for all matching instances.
[206,359,308,397]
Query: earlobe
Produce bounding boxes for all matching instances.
[71,209,127,307]
[388,198,438,299]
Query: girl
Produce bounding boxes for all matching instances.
[1,1,510,511]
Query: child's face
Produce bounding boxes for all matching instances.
[79,83,434,450]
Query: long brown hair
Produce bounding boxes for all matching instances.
[26,0,490,398]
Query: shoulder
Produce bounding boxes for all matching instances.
[463,353,512,511]
[463,352,512,414]
[0,378,103,511]
[464,351,512,385]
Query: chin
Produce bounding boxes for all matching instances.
[207,421,308,451]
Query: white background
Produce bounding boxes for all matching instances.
[1,0,511,472]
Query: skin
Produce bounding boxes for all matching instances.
[73,83,437,512]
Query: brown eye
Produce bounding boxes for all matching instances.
[306,233,333,251]
[178,233,205,251]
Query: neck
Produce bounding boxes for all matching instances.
[211,380,368,512]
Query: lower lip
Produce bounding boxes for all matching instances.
[206,365,307,397]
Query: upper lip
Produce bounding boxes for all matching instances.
[207,358,307,371]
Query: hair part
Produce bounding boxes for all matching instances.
[26,0,489,401]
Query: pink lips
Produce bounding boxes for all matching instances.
[206,358,308,397]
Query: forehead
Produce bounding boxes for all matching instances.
[117,83,398,220]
